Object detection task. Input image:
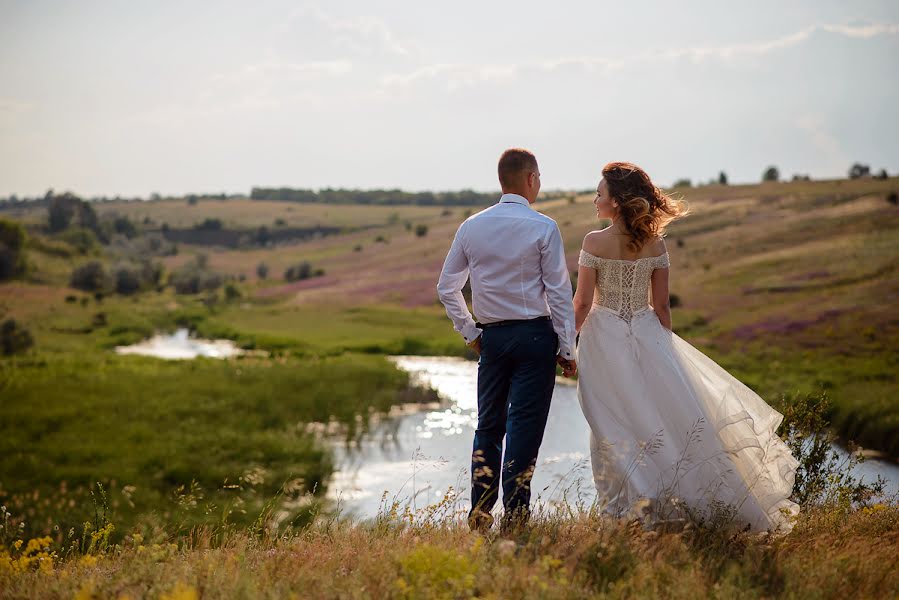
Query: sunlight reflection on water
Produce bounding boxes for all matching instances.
[114,328,243,359]
[327,356,899,519]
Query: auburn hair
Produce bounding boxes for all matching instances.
[601,161,688,251]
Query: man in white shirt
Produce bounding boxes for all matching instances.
[437,148,577,532]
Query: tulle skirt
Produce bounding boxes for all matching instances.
[576,306,799,533]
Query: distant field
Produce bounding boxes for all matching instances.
[101,198,461,229]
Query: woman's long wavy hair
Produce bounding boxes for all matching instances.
[602,161,689,252]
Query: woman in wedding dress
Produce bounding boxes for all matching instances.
[573,162,799,533]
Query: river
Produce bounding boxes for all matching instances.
[327,355,899,518]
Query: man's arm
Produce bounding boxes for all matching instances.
[436,226,481,346]
[540,222,577,367]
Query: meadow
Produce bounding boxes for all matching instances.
[1,177,897,597]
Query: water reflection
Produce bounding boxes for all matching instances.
[114,328,244,360]
[327,356,899,519]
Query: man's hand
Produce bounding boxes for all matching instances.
[467,336,482,355]
[557,357,577,378]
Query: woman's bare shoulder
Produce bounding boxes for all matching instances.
[652,236,668,255]
[582,228,615,255]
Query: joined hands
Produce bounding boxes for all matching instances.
[557,357,577,378]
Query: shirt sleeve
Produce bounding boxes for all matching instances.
[436,225,481,344]
[540,223,576,360]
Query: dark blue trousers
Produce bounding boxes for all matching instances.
[470,318,558,522]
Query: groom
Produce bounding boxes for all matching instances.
[437,148,577,532]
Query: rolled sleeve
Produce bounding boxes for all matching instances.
[437,227,481,344]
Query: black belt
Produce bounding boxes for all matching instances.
[475,316,551,329]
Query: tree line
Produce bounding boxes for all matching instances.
[249,187,497,206]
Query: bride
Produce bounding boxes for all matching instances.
[573,161,799,533]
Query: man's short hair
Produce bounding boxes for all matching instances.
[498,148,538,188]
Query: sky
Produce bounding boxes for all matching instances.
[1,0,897,197]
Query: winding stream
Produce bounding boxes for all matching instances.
[327,356,899,518]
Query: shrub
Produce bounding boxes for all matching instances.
[285,262,312,282]
[875,169,888,180]
[114,266,142,295]
[673,178,692,188]
[778,391,885,508]
[194,218,222,231]
[0,218,27,281]
[70,261,112,293]
[224,283,241,301]
[415,224,429,237]
[887,192,898,206]
[669,293,682,308]
[59,227,99,255]
[113,216,137,239]
[848,163,870,179]
[256,262,269,279]
[0,319,34,355]
[718,171,728,185]
[762,166,780,182]
[169,255,222,295]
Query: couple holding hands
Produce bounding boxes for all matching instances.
[437,148,798,534]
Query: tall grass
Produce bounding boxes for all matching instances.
[0,350,438,541]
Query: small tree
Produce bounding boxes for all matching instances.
[47,191,76,232]
[875,168,888,180]
[848,163,871,179]
[113,216,137,239]
[194,218,222,231]
[0,219,27,281]
[71,261,112,292]
[718,171,728,185]
[114,266,142,295]
[224,283,241,301]
[1,319,34,356]
[762,166,780,182]
[285,262,312,282]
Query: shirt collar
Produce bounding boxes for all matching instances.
[499,193,531,207]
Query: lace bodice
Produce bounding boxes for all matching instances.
[578,250,670,323]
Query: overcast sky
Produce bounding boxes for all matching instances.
[1,1,897,197]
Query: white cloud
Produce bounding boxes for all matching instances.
[278,4,416,59]
[382,21,899,91]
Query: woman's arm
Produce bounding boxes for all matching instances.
[650,266,672,330]
[573,264,597,333]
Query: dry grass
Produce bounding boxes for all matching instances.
[1,502,897,599]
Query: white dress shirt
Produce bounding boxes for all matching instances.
[437,193,576,360]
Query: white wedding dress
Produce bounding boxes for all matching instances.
[576,249,799,533]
